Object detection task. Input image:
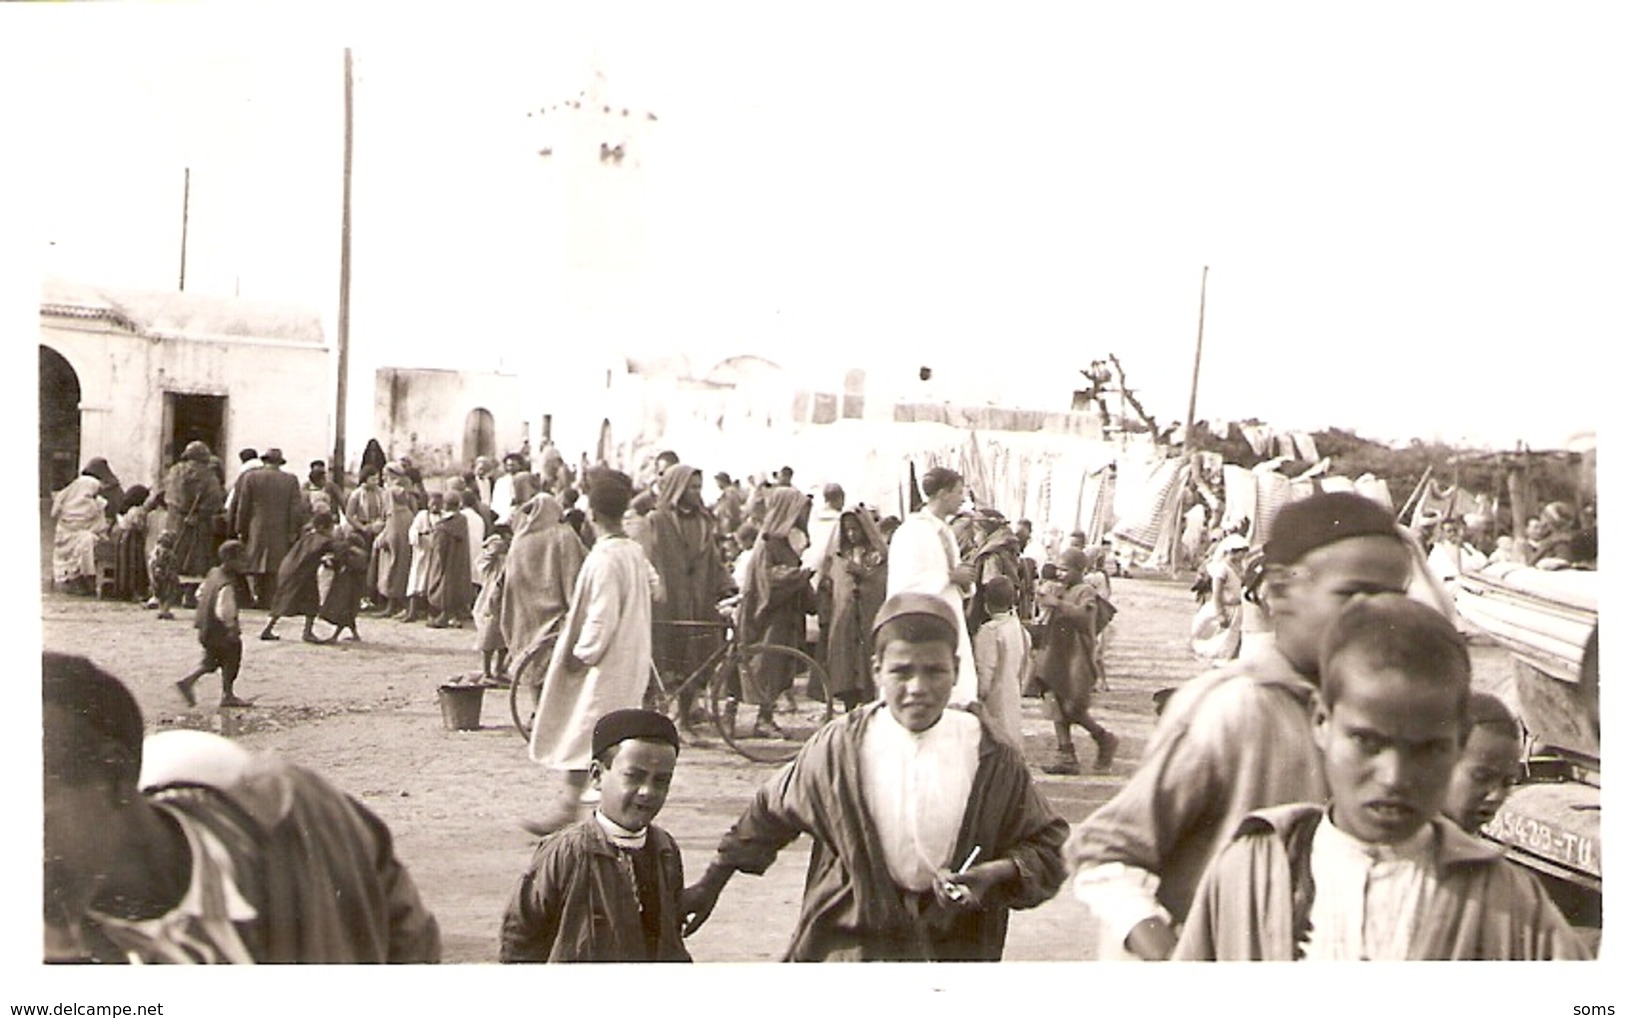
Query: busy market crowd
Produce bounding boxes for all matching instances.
[42,439,1599,963]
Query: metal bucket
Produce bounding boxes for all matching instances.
[437,684,486,732]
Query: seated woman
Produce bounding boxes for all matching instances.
[109,485,153,601]
[51,457,121,595]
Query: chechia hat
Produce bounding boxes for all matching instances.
[871,592,959,638]
[592,708,680,760]
[1264,492,1399,566]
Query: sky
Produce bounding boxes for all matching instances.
[5,4,1617,457]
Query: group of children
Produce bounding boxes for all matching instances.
[173,520,369,708]
[1174,592,1579,958]
[502,591,1069,962]
[495,545,1582,962]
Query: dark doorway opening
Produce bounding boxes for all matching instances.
[40,346,82,586]
[39,346,82,500]
[462,407,495,465]
[163,392,227,470]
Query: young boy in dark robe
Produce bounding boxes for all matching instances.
[175,540,250,709]
[500,709,692,962]
[261,511,337,643]
[318,533,369,643]
[426,490,474,629]
[1033,548,1118,774]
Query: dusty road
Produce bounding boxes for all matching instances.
[38,576,1517,963]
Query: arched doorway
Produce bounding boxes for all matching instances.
[40,346,81,499]
[462,408,495,465]
[40,346,82,586]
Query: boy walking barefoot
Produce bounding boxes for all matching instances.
[175,540,251,709]
[500,709,691,962]
[1173,594,1587,960]
[1033,548,1117,774]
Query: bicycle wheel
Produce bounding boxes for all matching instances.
[508,628,560,741]
[709,643,834,764]
[647,620,730,741]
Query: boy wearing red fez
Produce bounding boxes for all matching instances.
[500,708,691,962]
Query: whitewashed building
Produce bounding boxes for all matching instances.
[38,277,332,497]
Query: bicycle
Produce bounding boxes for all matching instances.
[653,608,836,763]
[508,615,563,742]
[509,603,835,765]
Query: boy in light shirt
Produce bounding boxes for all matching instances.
[680,592,1066,960]
[1174,594,1587,960]
[971,576,1029,756]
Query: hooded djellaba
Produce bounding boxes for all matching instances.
[156,442,227,582]
[639,465,734,711]
[500,492,587,694]
[425,491,475,627]
[823,508,889,710]
[737,486,814,733]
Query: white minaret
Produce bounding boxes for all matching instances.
[522,53,659,459]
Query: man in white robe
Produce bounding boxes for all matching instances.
[885,467,978,704]
[527,470,654,834]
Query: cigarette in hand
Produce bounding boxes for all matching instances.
[956,845,982,874]
[944,845,982,902]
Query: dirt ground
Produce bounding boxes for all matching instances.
[37,575,1519,964]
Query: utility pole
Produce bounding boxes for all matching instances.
[1185,265,1209,453]
[179,167,190,291]
[333,48,354,482]
[1172,266,1209,574]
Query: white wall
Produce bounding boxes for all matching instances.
[41,316,333,489]
[371,367,529,478]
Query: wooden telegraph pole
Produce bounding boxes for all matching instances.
[333,48,354,482]
[1186,266,1209,450]
[1172,266,1209,574]
[179,167,190,291]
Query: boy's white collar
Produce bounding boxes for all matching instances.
[593,809,648,850]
